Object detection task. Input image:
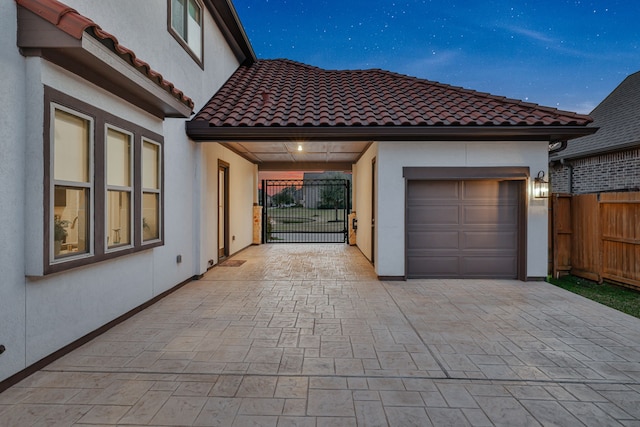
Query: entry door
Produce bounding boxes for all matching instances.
[218,161,229,259]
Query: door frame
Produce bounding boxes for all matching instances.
[218,160,229,259]
[371,157,376,265]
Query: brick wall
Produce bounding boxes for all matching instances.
[550,148,640,194]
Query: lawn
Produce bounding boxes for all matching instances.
[266,207,347,233]
[547,275,640,319]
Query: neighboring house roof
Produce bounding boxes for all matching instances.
[188,59,594,142]
[551,71,640,161]
[16,0,195,111]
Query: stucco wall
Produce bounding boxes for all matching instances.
[1,1,244,382]
[0,0,27,381]
[200,143,258,273]
[366,140,549,278]
[353,143,378,263]
[61,0,240,112]
[550,148,640,194]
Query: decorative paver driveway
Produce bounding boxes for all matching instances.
[2,244,640,425]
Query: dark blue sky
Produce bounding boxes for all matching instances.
[233,0,640,114]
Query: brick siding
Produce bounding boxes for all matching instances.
[550,148,640,194]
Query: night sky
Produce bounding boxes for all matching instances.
[232,0,640,114]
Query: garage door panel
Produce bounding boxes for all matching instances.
[408,180,459,199]
[407,206,459,225]
[406,179,521,279]
[407,256,459,276]
[463,231,517,250]
[463,205,518,225]
[463,180,519,200]
[462,256,518,277]
[408,231,460,250]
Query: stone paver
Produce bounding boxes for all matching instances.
[2,244,640,425]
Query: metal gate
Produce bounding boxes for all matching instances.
[261,179,350,243]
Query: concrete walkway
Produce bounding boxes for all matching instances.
[2,244,640,426]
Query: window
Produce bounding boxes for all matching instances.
[142,140,161,242]
[45,88,164,274]
[106,127,133,250]
[169,0,203,63]
[52,107,92,261]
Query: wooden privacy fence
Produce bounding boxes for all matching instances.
[550,192,640,290]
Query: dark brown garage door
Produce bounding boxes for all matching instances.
[406,180,520,278]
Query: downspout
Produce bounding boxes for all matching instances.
[549,140,571,194]
[560,158,573,194]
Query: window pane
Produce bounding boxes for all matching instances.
[171,0,185,37]
[53,187,88,259]
[143,192,159,241]
[187,0,202,56]
[54,109,89,183]
[143,142,159,189]
[107,190,131,248]
[107,128,131,187]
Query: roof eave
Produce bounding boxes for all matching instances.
[551,137,640,162]
[186,124,598,142]
[16,4,193,118]
[205,0,256,64]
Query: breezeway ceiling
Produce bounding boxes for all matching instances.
[220,140,371,170]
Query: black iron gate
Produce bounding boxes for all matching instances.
[261,179,350,243]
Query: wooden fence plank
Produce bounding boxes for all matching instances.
[600,193,640,287]
[571,194,600,282]
[551,191,640,290]
[551,194,572,278]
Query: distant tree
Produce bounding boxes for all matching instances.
[320,173,349,220]
[272,186,296,206]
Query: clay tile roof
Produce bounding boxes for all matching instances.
[16,0,194,111]
[192,59,592,129]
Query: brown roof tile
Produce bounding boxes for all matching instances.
[192,59,591,129]
[16,0,194,111]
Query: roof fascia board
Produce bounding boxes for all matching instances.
[186,124,598,142]
[552,138,640,162]
[17,7,192,118]
[204,0,256,64]
[81,36,193,117]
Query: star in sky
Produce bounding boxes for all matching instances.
[233,0,640,113]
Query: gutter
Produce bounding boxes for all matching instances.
[548,140,568,155]
[186,124,598,142]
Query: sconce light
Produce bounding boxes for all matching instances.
[297,144,303,152]
[533,170,549,199]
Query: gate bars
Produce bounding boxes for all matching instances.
[261,179,350,243]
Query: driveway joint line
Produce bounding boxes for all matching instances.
[380,281,452,379]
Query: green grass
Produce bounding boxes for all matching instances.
[267,207,346,232]
[547,275,640,319]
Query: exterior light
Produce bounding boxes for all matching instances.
[297,144,303,151]
[533,170,549,199]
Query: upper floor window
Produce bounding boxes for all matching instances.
[170,0,203,64]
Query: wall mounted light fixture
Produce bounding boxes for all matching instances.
[533,170,549,199]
